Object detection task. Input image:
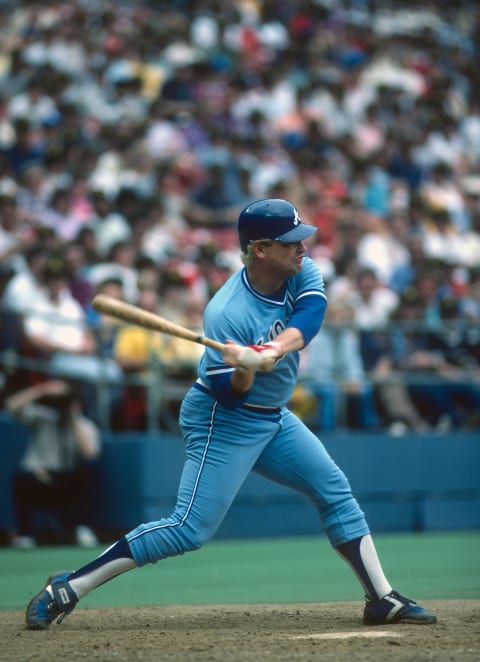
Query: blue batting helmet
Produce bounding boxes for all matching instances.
[238,198,316,252]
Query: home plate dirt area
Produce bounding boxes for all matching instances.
[2,600,479,661]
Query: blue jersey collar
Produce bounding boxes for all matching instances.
[241,268,287,305]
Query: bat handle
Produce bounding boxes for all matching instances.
[194,335,226,351]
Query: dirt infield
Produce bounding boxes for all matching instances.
[2,600,479,661]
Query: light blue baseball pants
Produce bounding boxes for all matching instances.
[127,386,370,566]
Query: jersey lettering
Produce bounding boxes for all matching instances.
[269,320,285,341]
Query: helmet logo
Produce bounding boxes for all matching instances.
[293,209,300,226]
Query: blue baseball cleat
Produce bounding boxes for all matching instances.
[363,590,437,625]
[26,571,78,630]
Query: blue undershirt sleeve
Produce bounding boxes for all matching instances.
[209,371,249,409]
[287,293,327,346]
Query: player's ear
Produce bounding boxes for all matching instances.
[251,240,269,259]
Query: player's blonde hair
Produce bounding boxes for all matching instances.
[241,239,273,267]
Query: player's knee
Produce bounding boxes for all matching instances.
[180,523,214,552]
[127,517,215,562]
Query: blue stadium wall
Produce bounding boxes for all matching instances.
[1,412,479,539]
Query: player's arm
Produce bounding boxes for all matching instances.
[284,256,329,347]
[229,364,256,397]
[201,306,257,406]
[221,329,301,372]
[219,284,327,374]
[285,291,327,346]
[221,326,306,372]
[268,326,305,353]
[222,290,328,372]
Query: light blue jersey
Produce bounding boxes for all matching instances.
[198,257,327,407]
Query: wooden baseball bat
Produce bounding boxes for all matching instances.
[91,294,226,352]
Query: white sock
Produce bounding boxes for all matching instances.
[69,557,137,599]
[337,534,392,600]
[62,538,138,599]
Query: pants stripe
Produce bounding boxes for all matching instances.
[127,401,218,543]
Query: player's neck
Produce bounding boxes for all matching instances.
[246,266,285,296]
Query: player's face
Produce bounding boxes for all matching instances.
[264,240,306,275]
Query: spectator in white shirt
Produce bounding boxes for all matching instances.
[347,267,399,330]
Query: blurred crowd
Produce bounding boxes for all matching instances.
[0,0,480,435]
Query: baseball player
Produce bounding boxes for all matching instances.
[25,199,436,629]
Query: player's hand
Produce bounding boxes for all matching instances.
[223,340,284,372]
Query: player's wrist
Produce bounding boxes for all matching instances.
[263,341,285,358]
[235,364,256,375]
